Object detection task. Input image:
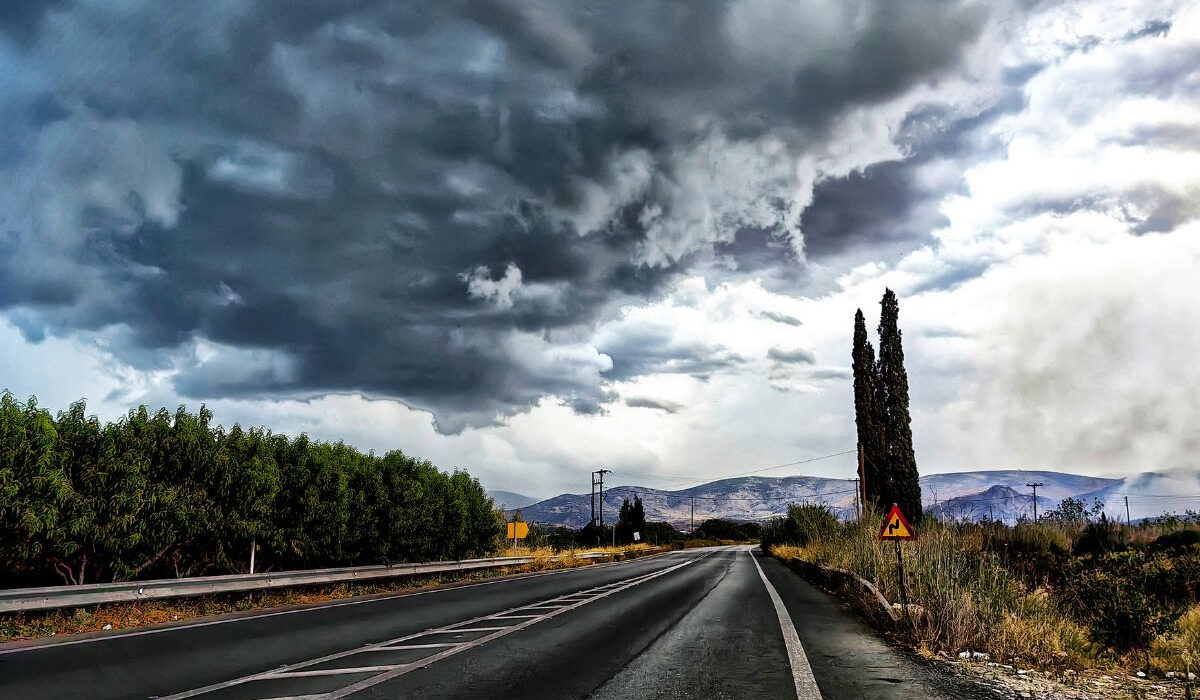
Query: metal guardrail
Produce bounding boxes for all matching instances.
[0,551,625,614]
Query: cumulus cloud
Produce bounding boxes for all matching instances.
[463,263,524,310]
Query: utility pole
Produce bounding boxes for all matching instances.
[596,468,610,533]
[590,471,601,527]
[858,444,867,513]
[1027,482,1043,522]
[1125,495,1131,525]
[690,496,695,535]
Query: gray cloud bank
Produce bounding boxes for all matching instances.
[0,0,1091,431]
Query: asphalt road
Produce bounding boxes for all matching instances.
[0,546,982,699]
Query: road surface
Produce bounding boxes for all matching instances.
[0,546,981,699]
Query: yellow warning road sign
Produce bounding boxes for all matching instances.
[507,521,529,539]
[878,504,916,541]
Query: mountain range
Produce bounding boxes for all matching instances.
[486,490,540,509]
[506,469,1200,528]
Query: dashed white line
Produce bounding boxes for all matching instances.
[0,550,684,657]
[155,551,715,700]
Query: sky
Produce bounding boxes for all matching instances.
[1,0,1198,499]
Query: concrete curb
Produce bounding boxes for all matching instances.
[775,555,902,623]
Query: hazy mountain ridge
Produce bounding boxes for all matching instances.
[487,490,539,509]
[509,470,1199,528]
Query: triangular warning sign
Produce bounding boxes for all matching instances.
[878,504,916,541]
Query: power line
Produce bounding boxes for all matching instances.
[609,449,858,491]
[603,485,859,502]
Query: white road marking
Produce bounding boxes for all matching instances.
[749,548,823,700]
[367,643,456,650]
[324,555,706,700]
[422,626,509,633]
[155,550,715,700]
[264,667,399,678]
[0,550,683,657]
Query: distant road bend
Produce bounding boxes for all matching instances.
[0,547,978,699]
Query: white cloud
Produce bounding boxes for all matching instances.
[463,263,524,310]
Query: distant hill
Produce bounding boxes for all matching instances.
[919,470,1118,504]
[1072,469,1200,521]
[512,476,857,530]
[926,484,1054,524]
[510,469,1197,528]
[487,490,540,509]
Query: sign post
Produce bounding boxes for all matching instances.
[877,503,916,628]
[506,520,529,555]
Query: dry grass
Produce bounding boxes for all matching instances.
[768,508,1102,670]
[0,544,668,644]
[1152,605,1200,677]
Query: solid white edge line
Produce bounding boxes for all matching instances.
[0,549,686,656]
[749,547,823,700]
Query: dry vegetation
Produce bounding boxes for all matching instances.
[765,505,1200,689]
[0,544,668,644]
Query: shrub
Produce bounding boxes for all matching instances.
[761,504,839,550]
[1073,518,1128,557]
[1150,528,1200,553]
[1063,551,1187,668]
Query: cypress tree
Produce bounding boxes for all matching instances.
[852,309,888,508]
[876,289,922,522]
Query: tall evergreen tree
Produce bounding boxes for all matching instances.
[876,289,922,521]
[852,310,888,508]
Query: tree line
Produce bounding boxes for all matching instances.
[0,392,500,588]
[852,289,922,520]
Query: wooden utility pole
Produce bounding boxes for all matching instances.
[690,496,695,535]
[597,469,610,528]
[590,471,598,527]
[858,444,868,512]
[1027,482,1043,522]
[1125,495,1131,524]
[853,478,861,521]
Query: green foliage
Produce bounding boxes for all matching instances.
[852,309,887,508]
[760,504,839,549]
[642,521,683,546]
[851,292,922,520]
[0,391,501,587]
[1043,497,1105,525]
[876,289,922,523]
[615,495,647,544]
[1150,528,1200,553]
[1063,551,1189,666]
[1073,517,1128,558]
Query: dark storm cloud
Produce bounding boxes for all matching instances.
[800,92,1026,260]
[0,0,994,429]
